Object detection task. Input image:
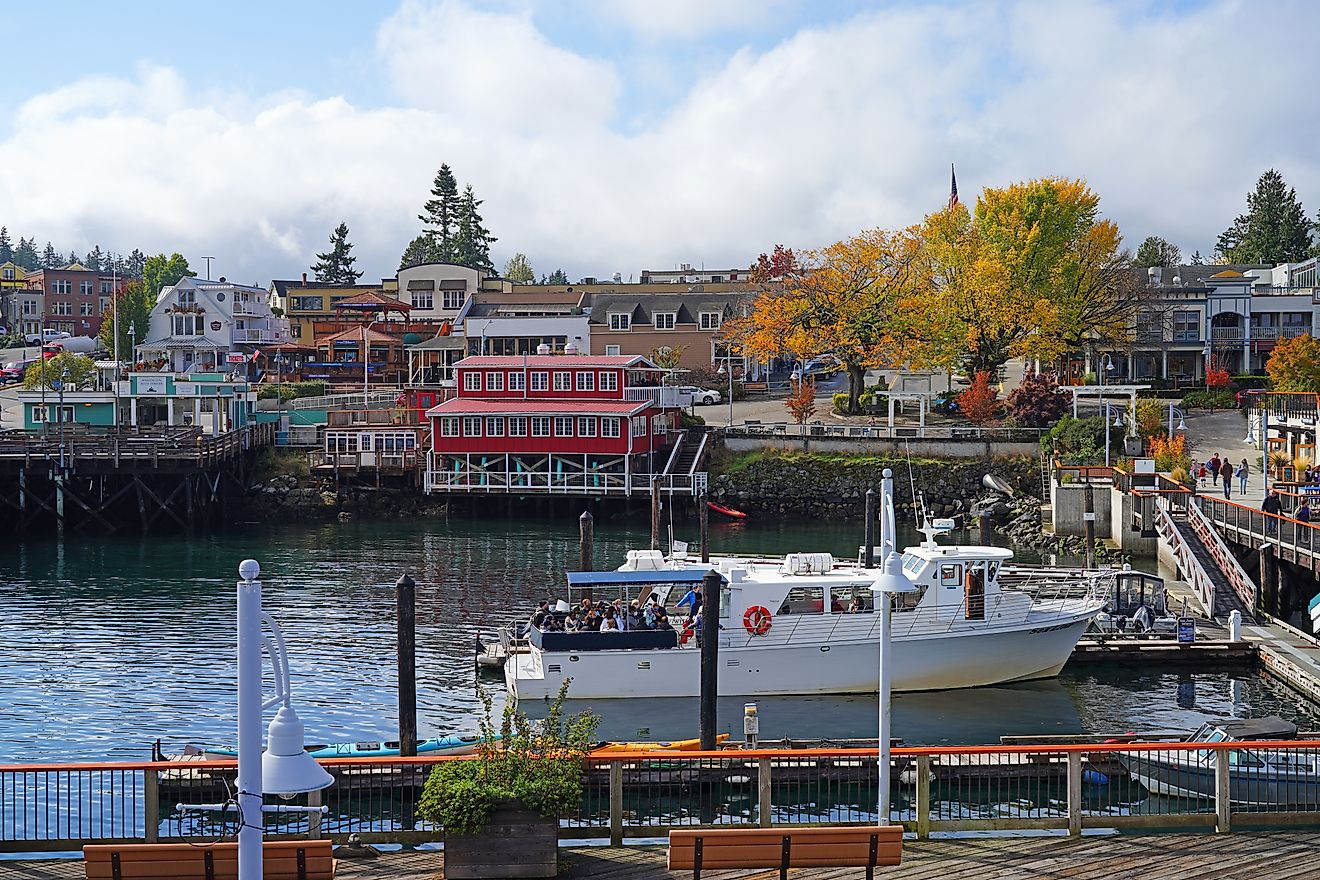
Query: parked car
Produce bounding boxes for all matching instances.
[24,329,70,345]
[0,358,37,383]
[791,356,841,380]
[680,385,722,405]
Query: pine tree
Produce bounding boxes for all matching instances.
[419,164,460,262]
[68,250,79,266]
[0,227,12,265]
[127,249,147,279]
[503,253,535,283]
[42,242,59,269]
[453,184,496,272]
[1216,169,1311,264]
[84,246,104,271]
[547,269,570,285]
[1190,250,1205,265]
[1134,236,1181,268]
[15,238,39,270]
[399,234,442,271]
[311,221,363,284]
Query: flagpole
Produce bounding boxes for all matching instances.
[112,267,120,428]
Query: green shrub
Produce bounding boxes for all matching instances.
[258,381,327,402]
[832,392,850,414]
[1181,390,1237,410]
[680,412,706,427]
[416,684,598,836]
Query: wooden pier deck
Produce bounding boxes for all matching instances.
[1,831,1315,880]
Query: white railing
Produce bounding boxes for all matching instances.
[624,386,690,408]
[425,465,704,496]
[732,422,1045,441]
[288,391,401,410]
[1186,498,1257,612]
[1152,497,1215,614]
[233,329,286,343]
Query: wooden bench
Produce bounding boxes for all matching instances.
[668,825,902,880]
[742,381,769,395]
[83,840,336,879]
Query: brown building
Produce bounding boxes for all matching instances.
[23,263,123,337]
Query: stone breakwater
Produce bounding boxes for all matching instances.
[709,454,1041,520]
[243,473,447,521]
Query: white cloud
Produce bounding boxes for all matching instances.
[590,0,800,39]
[1,0,1319,284]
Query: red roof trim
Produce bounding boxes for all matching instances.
[425,399,648,417]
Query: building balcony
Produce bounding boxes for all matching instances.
[623,386,688,408]
[233,329,286,343]
[1251,326,1312,342]
[1210,327,1244,343]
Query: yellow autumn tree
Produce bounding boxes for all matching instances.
[916,178,1136,378]
[729,228,921,414]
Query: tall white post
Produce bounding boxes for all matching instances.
[237,561,264,880]
[878,468,896,825]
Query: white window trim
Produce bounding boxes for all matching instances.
[653,312,676,330]
[554,416,574,437]
[531,416,551,437]
[531,371,549,391]
[605,344,621,355]
[486,371,504,391]
[599,371,618,392]
[462,416,482,436]
[485,416,504,436]
[699,311,722,330]
[440,417,460,436]
[463,372,481,391]
[576,371,595,391]
[577,416,597,437]
[601,418,621,438]
[553,371,571,391]
[509,417,528,436]
[508,371,525,391]
[608,313,631,331]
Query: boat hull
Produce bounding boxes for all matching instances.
[507,614,1092,701]
[1119,754,1320,806]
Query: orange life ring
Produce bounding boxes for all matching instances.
[743,605,773,636]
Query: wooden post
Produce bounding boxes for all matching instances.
[699,489,710,563]
[1066,751,1082,836]
[1083,482,1096,569]
[863,488,876,568]
[1259,544,1275,618]
[757,757,773,827]
[307,788,323,839]
[397,574,418,758]
[699,570,722,750]
[608,762,623,845]
[578,510,594,603]
[915,755,931,839]
[978,511,991,546]
[143,768,160,843]
[1215,750,1232,832]
[650,478,661,550]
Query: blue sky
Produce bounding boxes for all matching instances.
[0,1,1317,281]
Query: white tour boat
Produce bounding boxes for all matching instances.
[503,524,1107,702]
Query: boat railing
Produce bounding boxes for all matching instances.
[3,739,1319,853]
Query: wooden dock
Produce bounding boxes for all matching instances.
[2,832,1317,880]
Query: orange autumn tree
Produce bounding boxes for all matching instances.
[730,229,922,414]
[958,371,1000,425]
[785,378,817,424]
[1205,356,1231,389]
[1147,433,1191,473]
[1267,333,1320,392]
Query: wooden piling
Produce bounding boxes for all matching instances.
[397,574,417,759]
[699,570,722,750]
[1084,482,1096,569]
[579,510,594,602]
[650,478,661,550]
[864,488,876,568]
[699,489,710,563]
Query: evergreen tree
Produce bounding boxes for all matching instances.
[68,250,79,266]
[399,234,442,271]
[0,227,12,265]
[84,246,104,271]
[15,238,39,270]
[503,252,535,283]
[453,184,496,272]
[127,249,147,279]
[1134,236,1181,268]
[419,164,461,261]
[98,280,154,359]
[142,253,195,300]
[1189,250,1205,265]
[1216,169,1311,264]
[311,221,363,284]
[41,242,59,269]
[547,269,570,285]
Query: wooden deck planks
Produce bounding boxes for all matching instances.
[3,832,1320,880]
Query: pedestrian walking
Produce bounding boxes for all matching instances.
[1236,459,1249,496]
[1298,500,1312,523]
[1263,489,1282,534]
[1208,454,1221,487]
[1221,458,1234,498]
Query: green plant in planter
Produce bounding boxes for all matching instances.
[417,682,599,836]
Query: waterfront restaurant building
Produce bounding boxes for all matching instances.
[424,354,694,495]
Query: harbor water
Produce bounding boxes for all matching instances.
[2,513,1318,763]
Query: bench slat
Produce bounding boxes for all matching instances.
[83,841,334,880]
[669,826,901,845]
[667,826,902,872]
[85,856,334,879]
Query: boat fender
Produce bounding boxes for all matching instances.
[1081,769,1110,786]
[743,605,773,636]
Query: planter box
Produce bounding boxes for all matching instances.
[444,802,557,879]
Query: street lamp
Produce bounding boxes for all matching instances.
[1166,404,1187,440]
[717,359,734,427]
[1101,403,1124,467]
[1244,400,1269,500]
[363,320,380,406]
[1098,353,1114,386]
[868,468,917,826]
[233,560,332,880]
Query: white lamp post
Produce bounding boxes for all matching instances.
[868,468,918,825]
[1100,403,1123,467]
[1166,404,1187,439]
[234,560,333,880]
[717,360,734,427]
[1244,401,1269,500]
[1098,353,1114,386]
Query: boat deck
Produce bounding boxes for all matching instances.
[3,832,1317,880]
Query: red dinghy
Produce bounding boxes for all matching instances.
[707,501,748,520]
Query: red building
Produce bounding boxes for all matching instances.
[424,354,700,496]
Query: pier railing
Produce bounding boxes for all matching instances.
[4,741,1319,853]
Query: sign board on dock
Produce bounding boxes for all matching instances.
[226,353,247,364]
[1177,617,1196,644]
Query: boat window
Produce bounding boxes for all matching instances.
[903,555,923,574]
[719,585,731,619]
[1228,749,1264,768]
[893,583,928,611]
[965,564,986,621]
[939,564,962,586]
[777,586,824,615]
[986,561,1000,582]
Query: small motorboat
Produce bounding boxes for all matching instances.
[707,501,747,520]
[195,733,493,760]
[1118,716,1320,805]
[591,733,729,754]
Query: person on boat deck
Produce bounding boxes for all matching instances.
[530,601,550,630]
[676,586,702,616]
[831,596,846,613]
[627,600,644,630]
[654,611,675,631]
[848,595,869,613]
[644,596,663,629]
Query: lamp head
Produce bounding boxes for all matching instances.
[1177,418,1187,431]
[869,552,918,596]
[262,704,333,795]
[1112,413,1123,427]
[238,559,261,581]
[717,364,727,376]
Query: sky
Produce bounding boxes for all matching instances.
[1,0,1318,284]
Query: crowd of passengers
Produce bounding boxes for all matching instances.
[529,587,709,635]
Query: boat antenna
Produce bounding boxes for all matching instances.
[904,439,918,520]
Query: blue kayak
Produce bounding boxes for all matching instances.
[201,733,494,760]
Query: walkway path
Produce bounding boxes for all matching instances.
[1183,409,1269,507]
[3,832,1318,880]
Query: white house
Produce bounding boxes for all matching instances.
[137,277,291,373]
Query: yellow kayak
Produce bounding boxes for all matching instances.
[591,733,729,754]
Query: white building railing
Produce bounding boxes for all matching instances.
[623,386,690,408]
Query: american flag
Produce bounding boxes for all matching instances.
[948,164,959,210]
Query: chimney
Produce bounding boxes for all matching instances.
[302,272,307,285]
